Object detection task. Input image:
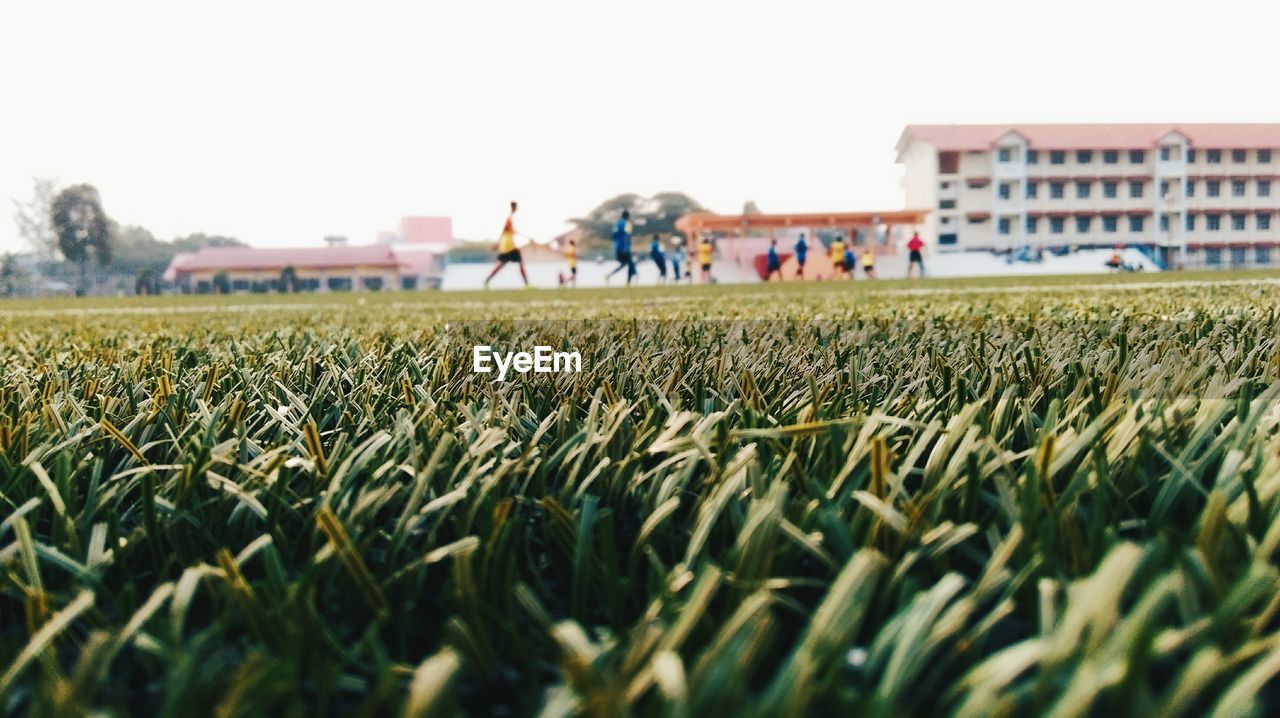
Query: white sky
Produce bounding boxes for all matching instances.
[1,0,1276,252]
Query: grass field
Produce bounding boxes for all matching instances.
[4,271,1280,716]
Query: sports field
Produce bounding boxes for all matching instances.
[4,271,1280,716]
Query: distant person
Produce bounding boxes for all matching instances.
[793,233,809,279]
[484,201,528,288]
[649,234,668,283]
[830,235,846,278]
[564,237,578,287]
[670,237,686,281]
[697,236,714,283]
[765,237,782,281]
[906,232,926,278]
[843,246,856,279]
[861,247,877,279]
[606,210,638,285]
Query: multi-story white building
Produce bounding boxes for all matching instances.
[896,124,1280,268]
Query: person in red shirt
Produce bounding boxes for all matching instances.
[906,232,927,278]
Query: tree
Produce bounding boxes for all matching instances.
[0,254,27,297]
[568,192,705,251]
[212,271,231,295]
[135,268,157,296]
[50,184,112,296]
[12,177,61,260]
[279,265,298,293]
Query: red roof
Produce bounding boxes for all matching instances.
[899,124,1280,153]
[168,245,404,273]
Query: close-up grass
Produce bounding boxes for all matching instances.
[4,272,1280,716]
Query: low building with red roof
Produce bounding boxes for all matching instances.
[896,123,1280,269]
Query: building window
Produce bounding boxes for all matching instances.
[1205,247,1222,265]
[1129,215,1145,233]
[1185,179,1195,197]
[1160,146,1171,161]
[1233,214,1247,230]
[998,183,1012,200]
[1075,216,1091,233]
[1232,180,1246,197]
[940,199,956,209]
[1232,149,1247,163]
[1187,149,1197,162]
[1103,216,1118,233]
[1076,150,1092,164]
[938,233,958,245]
[1261,149,1273,163]
[1103,150,1119,164]
[1207,180,1221,197]
[1129,150,1146,164]
[1050,182,1065,199]
[1026,217,1038,234]
[1159,180,1170,198]
[1259,180,1271,197]
[1258,247,1272,263]
[1103,181,1118,198]
[1159,214,1170,232]
[1050,150,1066,165]
[998,147,1014,162]
[1258,214,1272,231]
[1026,182,1039,199]
[998,217,1012,235]
[1076,181,1091,199]
[1050,217,1065,234]
[1207,149,1222,164]
[1129,181,1144,198]
[939,152,959,174]
[1026,150,1039,165]
[1207,214,1222,231]
[1185,215,1195,231]
[1231,247,1247,265]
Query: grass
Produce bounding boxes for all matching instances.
[4,272,1280,716]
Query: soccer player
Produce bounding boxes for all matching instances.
[606,210,638,285]
[830,235,846,277]
[843,245,856,280]
[861,247,877,279]
[649,234,668,284]
[765,237,782,281]
[793,233,808,279]
[906,231,927,278]
[670,237,686,281]
[564,237,578,287]
[697,236,714,283]
[484,201,528,288]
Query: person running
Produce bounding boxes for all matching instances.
[843,245,856,280]
[649,234,668,284]
[765,237,782,281]
[563,237,578,287]
[697,236,714,283]
[484,201,528,288]
[829,235,846,278]
[861,247,877,279]
[793,233,809,279]
[606,210,638,285]
[906,231,926,278]
[670,237,686,281]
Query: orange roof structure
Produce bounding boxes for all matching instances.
[897,123,1280,154]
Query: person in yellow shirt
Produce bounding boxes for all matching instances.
[829,236,847,277]
[484,201,529,288]
[697,237,714,283]
[860,247,877,279]
[564,238,578,287]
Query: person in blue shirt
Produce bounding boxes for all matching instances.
[606,210,638,285]
[670,237,686,281]
[766,237,782,281]
[793,233,808,280]
[843,246,856,279]
[649,234,668,284]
